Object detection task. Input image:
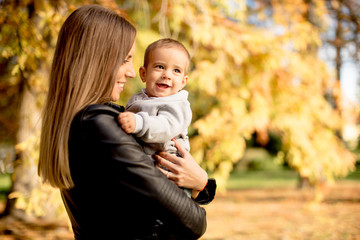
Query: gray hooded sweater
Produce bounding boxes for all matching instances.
[126,89,192,155]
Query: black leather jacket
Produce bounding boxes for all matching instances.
[61,103,216,240]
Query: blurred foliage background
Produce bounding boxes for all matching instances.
[0,0,359,221]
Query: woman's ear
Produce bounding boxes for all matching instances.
[139,66,146,83]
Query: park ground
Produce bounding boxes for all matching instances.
[202,180,360,240]
[0,179,359,239]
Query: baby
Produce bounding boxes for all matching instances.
[118,38,192,197]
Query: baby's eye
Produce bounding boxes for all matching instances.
[155,65,164,69]
[174,69,181,73]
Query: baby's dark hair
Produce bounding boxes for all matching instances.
[143,38,191,73]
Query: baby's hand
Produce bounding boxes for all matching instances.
[118,112,136,134]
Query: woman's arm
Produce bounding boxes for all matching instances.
[82,104,206,238]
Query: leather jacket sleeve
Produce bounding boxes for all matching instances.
[69,103,208,239]
[194,178,216,205]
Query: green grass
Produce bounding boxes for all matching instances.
[345,167,360,180]
[227,169,299,190]
[0,173,11,201]
[0,173,11,190]
[227,167,360,190]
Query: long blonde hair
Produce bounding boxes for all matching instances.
[38,5,136,189]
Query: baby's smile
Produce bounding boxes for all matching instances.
[157,83,171,88]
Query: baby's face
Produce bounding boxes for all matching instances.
[140,47,189,98]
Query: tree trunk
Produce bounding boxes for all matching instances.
[6,86,40,220]
[2,85,66,222]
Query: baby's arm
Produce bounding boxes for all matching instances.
[126,95,192,144]
[118,112,136,134]
[135,107,190,143]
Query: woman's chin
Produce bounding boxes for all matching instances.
[110,95,120,102]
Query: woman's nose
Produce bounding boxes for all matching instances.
[126,63,136,78]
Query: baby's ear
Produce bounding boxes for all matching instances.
[182,75,189,87]
[139,66,146,82]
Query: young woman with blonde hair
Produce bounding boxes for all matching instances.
[38,4,215,239]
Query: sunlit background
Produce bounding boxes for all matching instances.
[0,0,359,239]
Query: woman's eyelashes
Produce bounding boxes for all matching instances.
[123,55,133,64]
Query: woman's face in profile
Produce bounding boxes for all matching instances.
[111,42,136,101]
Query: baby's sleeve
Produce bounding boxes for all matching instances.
[132,113,144,134]
[133,102,191,144]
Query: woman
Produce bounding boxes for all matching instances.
[38,4,215,240]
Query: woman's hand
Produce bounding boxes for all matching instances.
[154,139,208,194]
